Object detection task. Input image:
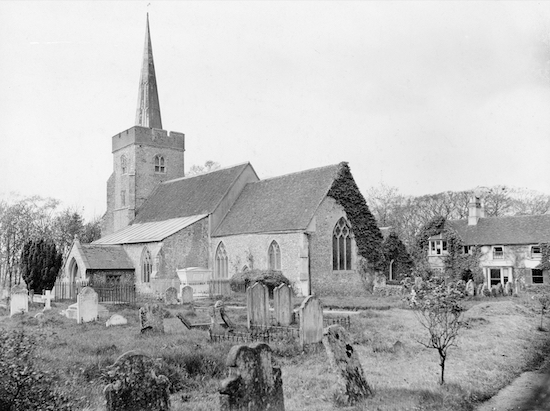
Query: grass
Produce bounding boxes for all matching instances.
[0,294,549,410]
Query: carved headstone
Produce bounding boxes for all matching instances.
[247,282,269,328]
[181,285,193,304]
[465,280,475,296]
[77,287,99,324]
[219,343,284,411]
[104,351,170,411]
[10,285,28,316]
[139,304,164,333]
[164,287,178,305]
[299,295,323,348]
[273,284,293,326]
[323,325,373,405]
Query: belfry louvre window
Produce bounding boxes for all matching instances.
[154,155,165,173]
[141,248,152,283]
[493,246,504,259]
[215,242,228,279]
[268,241,281,270]
[121,155,127,174]
[333,217,352,271]
[531,246,542,259]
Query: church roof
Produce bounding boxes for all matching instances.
[447,214,550,246]
[134,163,253,223]
[213,164,340,236]
[76,243,134,270]
[94,215,207,245]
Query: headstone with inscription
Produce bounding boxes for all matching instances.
[139,304,164,333]
[181,285,193,304]
[274,284,293,326]
[299,295,323,348]
[247,282,269,328]
[10,285,28,316]
[77,287,99,324]
[164,287,178,305]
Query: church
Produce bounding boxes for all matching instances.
[62,16,382,298]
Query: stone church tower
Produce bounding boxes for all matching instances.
[102,15,185,236]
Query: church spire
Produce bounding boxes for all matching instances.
[135,13,162,129]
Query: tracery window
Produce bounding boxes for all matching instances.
[141,247,152,283]
[121,155,127,174]
[268,241,281,270]
[215,242,228,279]
[154,155,165,173]
[333,217,352,271]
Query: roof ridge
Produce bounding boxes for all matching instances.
[160,162,251,185]
[450,213,550,224]
[255,163,340,184]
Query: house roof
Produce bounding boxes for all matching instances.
[447,214,550,246]
[213,164,340,236]
[77,243,134,270]
[93,215,207,245]
[133,163,253,223]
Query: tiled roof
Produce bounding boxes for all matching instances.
[134,163,253,223]
[93,215,207,245]
[77,243,134,270]
[448,214,550,245]
[213,164,340,236]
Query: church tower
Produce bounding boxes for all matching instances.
[103,15,186,235]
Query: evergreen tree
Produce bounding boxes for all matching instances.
[20,239,62,293]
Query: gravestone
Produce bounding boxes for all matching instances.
[106,314,128,327]
[29,289,34,303]
[482,283,490,297]
[164,287,178,305]
[299,295,323,348]
[476,284,483,297]
[491,286,498,298]
[247,282,269,328]
[43,290,53,310]
[77,287,99,324]
[323,325,373,405]
[10,285,28,316]
[465,280,475,296]
[181,285,193,304]
[104,351,170,411]
[219,342,284,411]
[414,277,423,288]
[139,304,164,333]
[504,282,512,296]
[496,283,503,296]
[273,284,293,326]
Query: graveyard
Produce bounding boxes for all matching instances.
[0,284,550,411]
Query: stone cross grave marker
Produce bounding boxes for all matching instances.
[247,282,269,328]
[181,285,193,304]
[104,351,170,411]
[323,324,373,405]
[77,287,99,324]
[164,287,178,305]
[465,280,475,296]
[273,284,292,326]
[219,342,285,411]
[139,304,164,333]
[299,295,323,348]
[43,290,53,310]
[10,285,28,316]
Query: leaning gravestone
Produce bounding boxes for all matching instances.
[181,285,193,304]
[219,342,284,411]
[247,282,269,328]
[10,285,28,316]
[323,325,373,405]
[465,280,475,296]
[77,287,99,324]
[299,295,323,348]
[104,351,170,411]
[139,304,164,333]
[164,287,178,305]
[273,284,293,326]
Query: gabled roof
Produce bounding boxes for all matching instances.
[134,163,254,223]
[77,243,134,270]
[447,214,550,246]
[213,164,340,237]
[94,215,207,245]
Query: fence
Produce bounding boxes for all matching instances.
[208,279,232,297]
[53,281,136,304]
[54,280,89,300]
[210,325,299,344]
[323,315,351,330]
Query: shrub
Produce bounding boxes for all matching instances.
[230,269,291,294]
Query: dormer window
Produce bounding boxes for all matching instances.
[429,239,448,256]
[154,155,165,173]
[493,246,504,259]
[531,246,542,259]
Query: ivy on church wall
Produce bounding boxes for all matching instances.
[327,162,384,271]
[537,243,550,271]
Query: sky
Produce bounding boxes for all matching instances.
[2,1,550,221]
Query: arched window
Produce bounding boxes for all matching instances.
[268,241,281,270]
[69,258,79,282]
[333,217,352,271]
[154,155,165,173]
[215,242,228,279]
[120,155,127,174]
[141,248,152,283]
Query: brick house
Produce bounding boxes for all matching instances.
[427,196,550,287]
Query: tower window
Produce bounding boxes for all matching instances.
[121,155,127,174]
[121,190,126,207]
[154,155,165,173]
[333,217,353,271]
[268,241,281,270]
[215,242,228,279]
[141,247,152,283]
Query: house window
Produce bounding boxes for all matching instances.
[462,245,472,255]
[121,190,126,207]
[268,241,281,270]
[493,246,504,259]
[490,268,501,286]
[154,155,165,173]
[121,155,127,174]
[333,217,352,271]
[429,240,448,256]
[141,248,152,283]
[531,246,542,259]
[532,269,544,284]
[215,242,228,279]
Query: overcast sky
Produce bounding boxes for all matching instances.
[2,1,550,220]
